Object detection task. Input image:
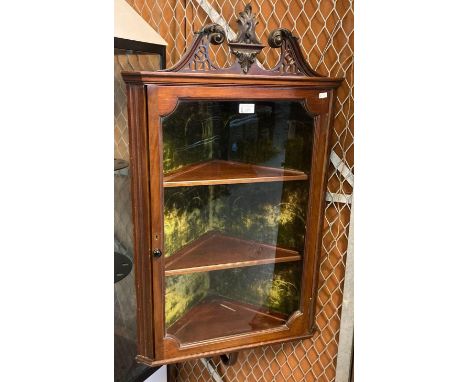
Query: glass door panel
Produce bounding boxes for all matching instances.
[161,100,314,344]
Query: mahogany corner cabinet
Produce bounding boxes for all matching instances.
[122,4,343,367]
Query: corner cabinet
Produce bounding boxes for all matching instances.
[123,4,342,367]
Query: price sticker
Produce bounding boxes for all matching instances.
[239,103,255,113]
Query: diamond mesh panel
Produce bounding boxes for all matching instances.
[118,1,353,380]
[114,49,161,161]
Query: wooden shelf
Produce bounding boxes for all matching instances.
[163,160,308,187]
[167,296,288,344]
[164,231,301,276]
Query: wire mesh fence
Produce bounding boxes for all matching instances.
[116,1,353,380]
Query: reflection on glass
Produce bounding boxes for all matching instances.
[162,100,314,344]
[162,101,314,173]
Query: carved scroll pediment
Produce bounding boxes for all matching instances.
[165,24,226,73]
[268,28,320,77]
[164,3,322,77]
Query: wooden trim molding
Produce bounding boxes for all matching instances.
[127,84,155,359]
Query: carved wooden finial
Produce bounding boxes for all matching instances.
[232,3,261,45]
[228,3,265,74]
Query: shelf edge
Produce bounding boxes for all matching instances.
[164,174,308,187]
[165,253,301,276]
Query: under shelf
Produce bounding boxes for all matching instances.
[163,160,308,187]
[167,296,288,344]
[164,231,302,276]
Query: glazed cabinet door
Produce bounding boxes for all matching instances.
[147,85,334,362]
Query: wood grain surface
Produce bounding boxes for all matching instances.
[163,160,308,187]
[165,231,301,276]
[167,296,288,344]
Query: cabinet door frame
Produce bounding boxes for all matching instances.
[132,83,336,365]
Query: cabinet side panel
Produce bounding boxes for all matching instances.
[305,90,338,329]
[127,84,155,359]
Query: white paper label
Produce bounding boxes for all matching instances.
[239,103,255,113]
[319,92,328,99]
